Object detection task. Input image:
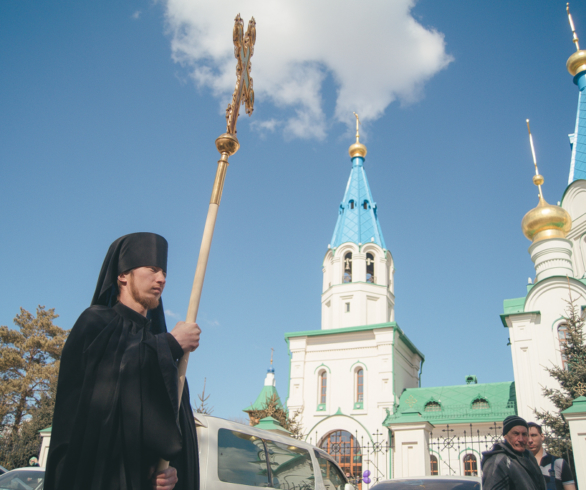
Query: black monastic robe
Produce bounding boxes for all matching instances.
[45,302,198,490]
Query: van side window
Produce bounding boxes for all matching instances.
[316,454,346,490]
[218,429,270,487]
[264,440,315,490]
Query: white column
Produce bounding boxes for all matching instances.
[39,430,52,467]
[353,253,366,282]
[562,396,586,488]
[529,238,573,282]
[388,421,434,477]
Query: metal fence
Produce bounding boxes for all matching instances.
[310,429,392,487]
[428,422,503,476]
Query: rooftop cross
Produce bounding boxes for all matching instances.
[526,119,544,199]
[567,3,581,51]
[353,112,362,143]
[225,14,256,135]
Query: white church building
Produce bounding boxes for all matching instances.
[272,34,586,480]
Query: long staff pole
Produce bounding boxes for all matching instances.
[156,12,255,473]
[156,133,240,473]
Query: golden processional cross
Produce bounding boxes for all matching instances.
[157,13,256,473]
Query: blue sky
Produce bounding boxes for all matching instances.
[1,0,583,421]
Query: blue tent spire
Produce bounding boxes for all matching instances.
[566,7,586,183]
[330,122,387,249]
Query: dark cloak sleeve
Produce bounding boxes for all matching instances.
[45,304,198,490]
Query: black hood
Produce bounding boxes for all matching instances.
[91,232,168,333]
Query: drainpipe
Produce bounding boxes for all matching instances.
[418,358,424,388]
[388,428,393,479]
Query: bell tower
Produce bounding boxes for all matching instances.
[321,114,395,330]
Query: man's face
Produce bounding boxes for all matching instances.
[527,426,544,455]
[504,425,528,452]
[127,266,166,311]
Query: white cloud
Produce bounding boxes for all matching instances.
[131,10,141,20]
[163,0,452,139]
[165,309,182,320]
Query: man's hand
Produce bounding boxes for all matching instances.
[152,466,178,490]
[170,321,201,353]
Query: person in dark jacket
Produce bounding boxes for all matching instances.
[45,233,201,490]
[481,415,545,490]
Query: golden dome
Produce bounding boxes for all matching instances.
[349,141,367,158]
[567,50,586,76]
[522,195,571,242]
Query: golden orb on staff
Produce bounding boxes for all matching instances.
[157,13,257,473]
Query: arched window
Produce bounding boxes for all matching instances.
[356,369,364,402]
[319,431,362,482]
[366,253,375,283]
[424,401,441,412]
[343,252,353,283]
[350,200,355,209]
[319,372,327,404]
[471,398,489,410]
[430,455,438,475]
[558,324,569,370]
[463,454,478,476]
[363,200,368,210]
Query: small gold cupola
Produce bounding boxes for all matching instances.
[349,112,367,158]
[567,4,586,76]
[521,120,572,242]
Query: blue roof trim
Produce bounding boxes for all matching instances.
[330,156,387,249]
[569,72,586,183]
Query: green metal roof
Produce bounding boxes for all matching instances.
[39,426,52,433]
[243,385,284,412]
[284,322,424,361]
[255,416,291,434]
[384,381,517,426]
[503,297,525,315]
[562,396,586,415]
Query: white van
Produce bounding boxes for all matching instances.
[196,414,353,490]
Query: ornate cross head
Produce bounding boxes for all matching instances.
[405,395,418,409]
[225,14,256,134]
[576,381,586,397]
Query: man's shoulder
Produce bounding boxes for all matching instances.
[71,305,118,336]
[77,304,117,323]
[540,452,553,466]
[482,443,509,465]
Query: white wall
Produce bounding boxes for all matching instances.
[506,277,586,421]
[321,243,394,330]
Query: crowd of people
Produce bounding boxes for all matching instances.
[482,415,575,490]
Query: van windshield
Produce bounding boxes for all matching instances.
[316,454,346,490]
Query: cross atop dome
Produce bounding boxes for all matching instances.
[330,113,387,249]
[566,4,586,182]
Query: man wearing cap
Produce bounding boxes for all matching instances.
[45,233,201,490]
[527,422,575,490]
[481,415,545,490]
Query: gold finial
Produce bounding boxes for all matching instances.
[270,348,274,366]
[353,112,361,142]
[526,119,544,199]
[566,4,586,76]
[568,3,580,51]
[522,119,572,242]
[348,112,367,158]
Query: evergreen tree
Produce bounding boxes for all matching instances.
[0,378,57,469]
[535,293,586,465]
[0,306,67,469]
[194,378,214,415]
[246,394,304,440]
